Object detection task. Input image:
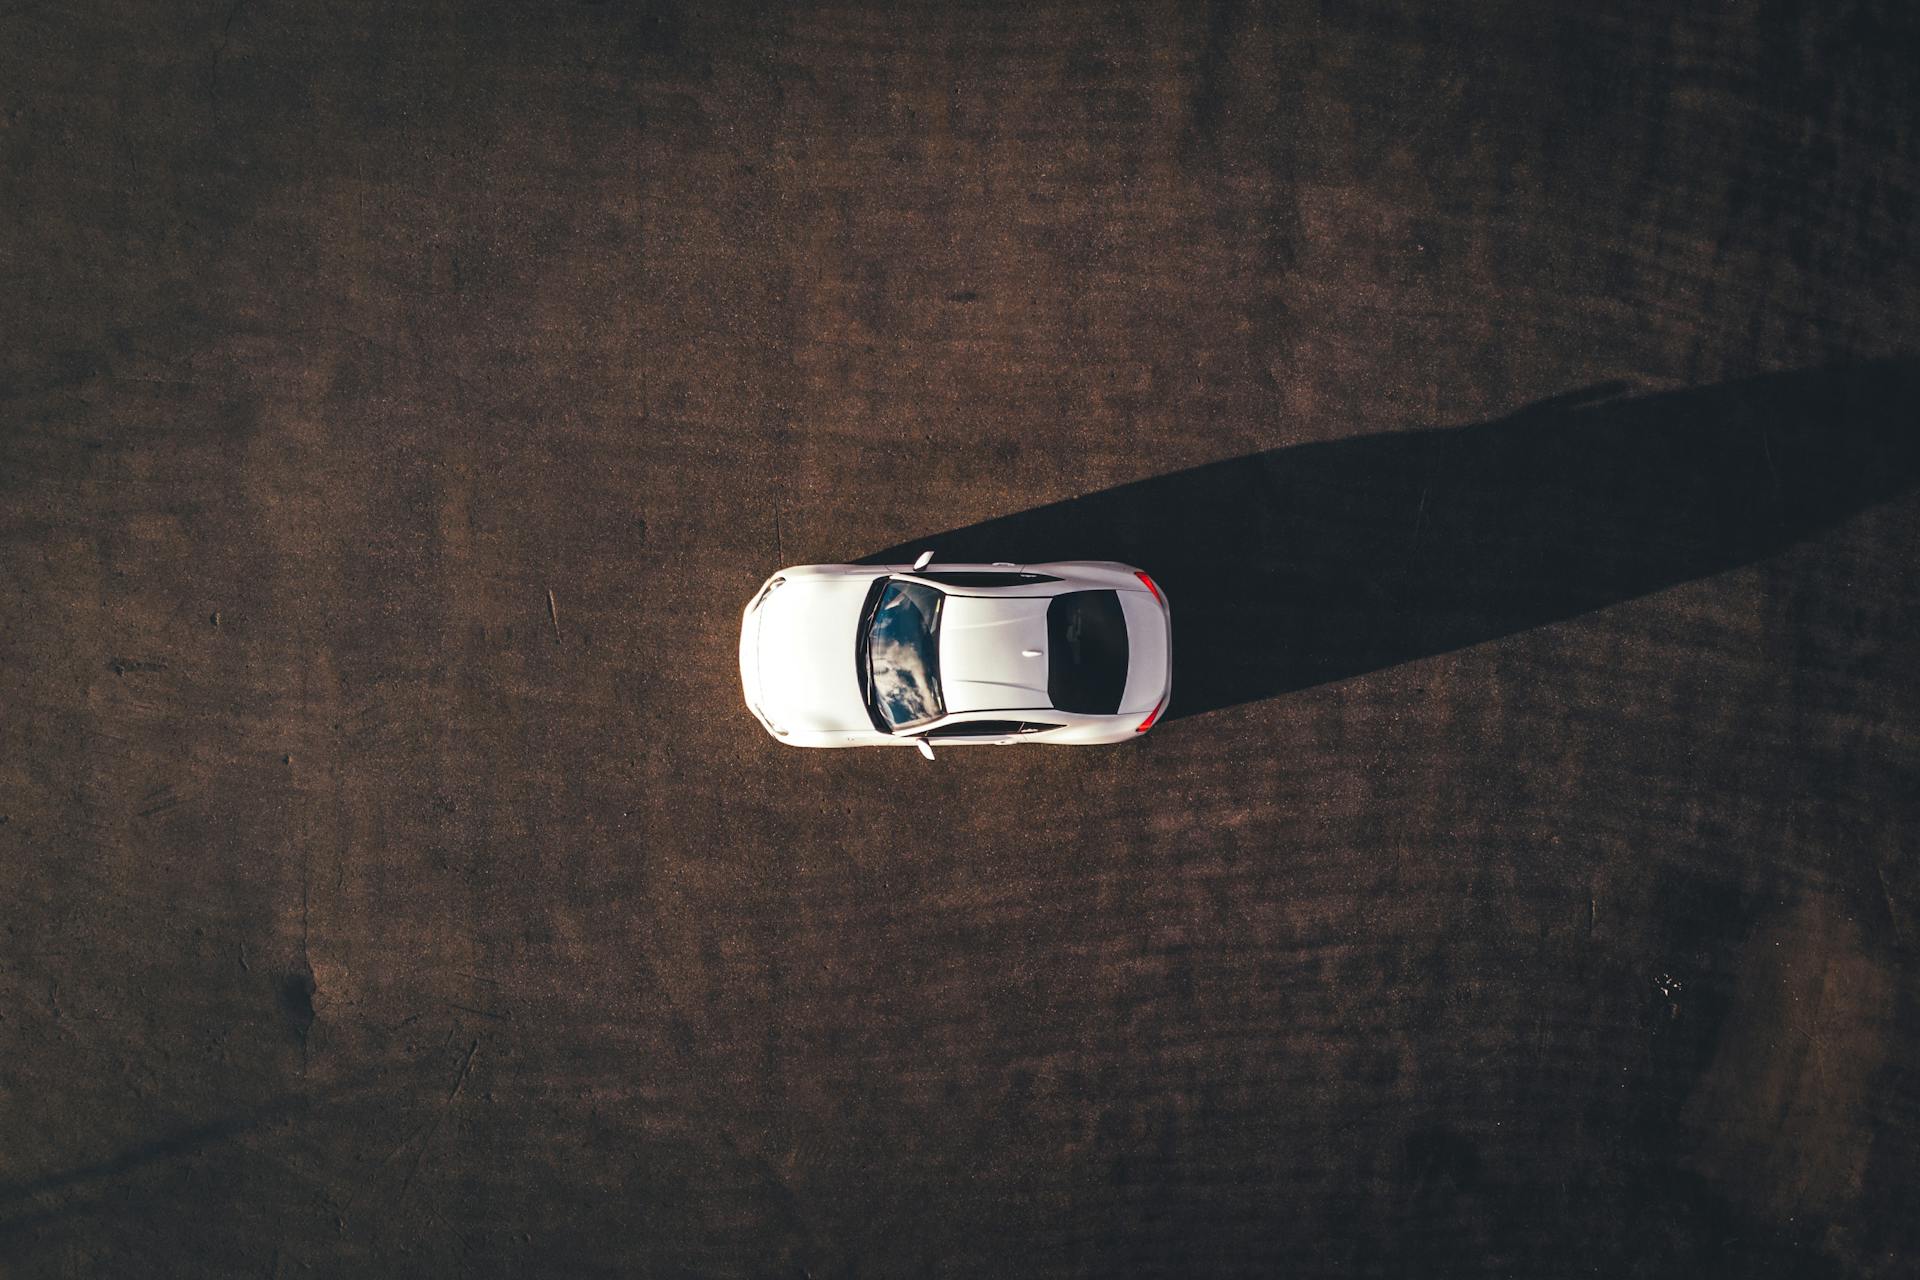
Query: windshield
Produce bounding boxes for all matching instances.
[864,580,946,730]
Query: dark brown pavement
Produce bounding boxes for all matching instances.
[3,2,1918,1275]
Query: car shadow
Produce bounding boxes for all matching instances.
[864,360,1920,720]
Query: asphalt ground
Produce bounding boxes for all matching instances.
[3,2,1918,1276]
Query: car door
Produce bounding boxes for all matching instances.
[910,568,1062,590]
[919,718,1027,745]
[918,719,1068,746]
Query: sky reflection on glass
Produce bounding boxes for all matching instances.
[869,581,944,729]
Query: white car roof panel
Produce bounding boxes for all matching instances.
[937,595,1052,713]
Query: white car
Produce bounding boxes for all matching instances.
[739,553,1172,754]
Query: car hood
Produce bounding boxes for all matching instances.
[749,577,874,733]
[939,595,1052,713]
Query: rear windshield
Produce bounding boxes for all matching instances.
[1047,591,1129,714]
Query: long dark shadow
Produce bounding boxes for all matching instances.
[866,361,1920,720]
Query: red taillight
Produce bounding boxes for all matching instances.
[1135,700,1163,732]
[1135,570,1162,603]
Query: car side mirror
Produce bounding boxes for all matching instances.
[915,739,935,761]
[912,550,934,571]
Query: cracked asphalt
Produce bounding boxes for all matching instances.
[4,2,1918,1276]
